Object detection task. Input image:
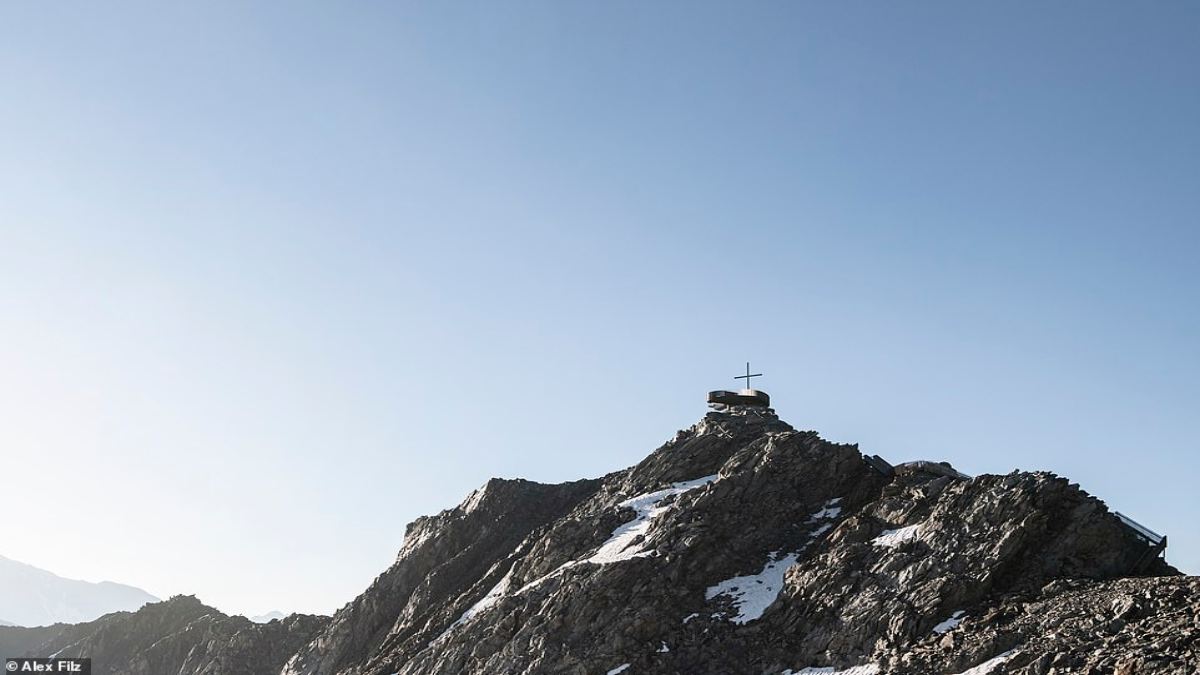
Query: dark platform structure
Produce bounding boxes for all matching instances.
[708,362,772,408]
[707,389,771,407]
[1115,511,1169,572]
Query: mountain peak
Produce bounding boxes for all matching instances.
[4,412,1190,673]
[276,412,1179,675]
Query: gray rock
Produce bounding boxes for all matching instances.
[4,407,1191,674]
[0,595,326,675]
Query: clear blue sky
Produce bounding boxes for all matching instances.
[1,2,1197,617]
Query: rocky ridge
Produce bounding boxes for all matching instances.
[1,405,1192,674]
[0,594,326,675]
[280,406,1188,675]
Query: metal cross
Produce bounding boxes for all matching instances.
[734,362,762,389]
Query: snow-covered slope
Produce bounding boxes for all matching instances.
[0,555,158,626]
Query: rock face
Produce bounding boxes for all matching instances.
[898,576,1198,675]
[1,406,1192,674]
[0,595,326,675]
[278,406,1189,675]
[280,477,603,675]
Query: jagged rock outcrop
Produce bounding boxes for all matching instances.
[281,477,603,675]
[895,575,1198,674]
[2,406,1191,674]
[761,470,1173,667]
[0,595,326,675]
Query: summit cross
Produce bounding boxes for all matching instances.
[734,362,762,390]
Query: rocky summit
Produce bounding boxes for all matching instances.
[2,407,1194,674]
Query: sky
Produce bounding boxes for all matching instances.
[1,2,1198,618]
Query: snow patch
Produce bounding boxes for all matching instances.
[949,650,1016,675]
[872,524,922,548]
[606,664,631,675]
[705,551,799,624]
[658,642,669,652]
[706,501,844,624]
[782,665,881,675]
[932,610,965,634]
[682,612,699,624]
[807,498,843,522]
[585,475,718,564]
[450,568,513,628]
[513,561,578,594]
[467,475,719,608]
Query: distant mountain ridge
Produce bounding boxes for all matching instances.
[0,555,158,627]
[251,611,288,623]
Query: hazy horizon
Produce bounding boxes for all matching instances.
[2,2,1197,617]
